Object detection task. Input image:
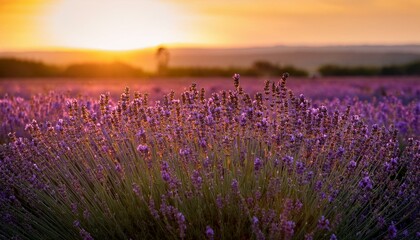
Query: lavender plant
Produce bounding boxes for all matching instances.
[0,74,419,239]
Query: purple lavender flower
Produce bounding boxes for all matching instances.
[318,216,330,230]
[148,199,160,219]
[191,170,203,190]
[161,161,169,171]
[161,171,171,182]
[199,138,207,148]
[79,228,94,240]
[73,220,81,228]
[71,203,78,214]
[295,200,303,211]
[358,175,373,191]
[232,73,240,89]
[388,221,397,239]
[274,158,280,167]
[216,195,223,209]
[296,161,305,174]
[283,220,296,237]
[231,179,240,194]
[206,115,215,126]
[83,209,90,220]
[283,155,294,166]
[176,212,187,239]
[205,226,215,240]
[251,216,265,240]
[232,73,240,82]
[254,157,262,171]
[315,181,323,191]
[179,147,191,156]
[137,144,148,153]
[305,233,314,240]
[347,160,357,171]
[377,216,385,227]
[252,216,259,225]
[136,129,146,138]
[132,183,141,196]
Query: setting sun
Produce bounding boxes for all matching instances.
[1,0,420,51]
[44,0,189,50]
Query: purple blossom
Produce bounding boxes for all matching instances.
[161,171,171,182]
[137,144,149,153]
[315,180,323,191]
[83,209,90,220]
[283,220,296,237]
[347,160,357,171]
[283,155,294,166]
[73,220,80,228]
[388,222,397,239]
[254,157,262,171]
[179,147,191,156]
[252,216,259,225]
[231,179,240,194]
[191,170,203,190]
[358,175,373,191]
[176,212,187,239]
[136,129,146,138]
[79,228,94,240]
[295,200,303,211]
[216,195,223,209]
[318,216,330,230]
[148,199,160,219]
[251,216,265,240]
[206,226,215,240]
[132,183,141,196]
[296,161,305,174]
[232,73,240,82]
[161,161,169,171]
[199,138,207,148]
[71,203,78,214]
[377,216,385,227]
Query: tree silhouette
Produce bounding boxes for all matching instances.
[156,46,170,75]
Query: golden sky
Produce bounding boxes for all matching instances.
[1,0,420,51]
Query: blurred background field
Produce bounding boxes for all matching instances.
[1,76,419,102]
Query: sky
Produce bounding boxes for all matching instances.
[1,0,420,51]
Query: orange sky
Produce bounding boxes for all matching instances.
[1,0,420,51]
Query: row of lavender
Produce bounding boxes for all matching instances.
[1,85,419,144]
[1,74,419,239]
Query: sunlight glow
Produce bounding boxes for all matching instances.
[45,0,188,50]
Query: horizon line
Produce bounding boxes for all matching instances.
[2,42,420,53]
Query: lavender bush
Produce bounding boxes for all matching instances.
[0,74,419,239]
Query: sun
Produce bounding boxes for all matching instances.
[45,0,187,51]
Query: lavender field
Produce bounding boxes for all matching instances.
[0,75,419,239]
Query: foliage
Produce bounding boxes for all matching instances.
[318,65,380,76]
[0,58,60,78]
[63,62,145,78]
[0,58,308,78]
[252,61,308,77]
[318,60,420,76]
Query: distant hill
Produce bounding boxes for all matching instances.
[1,45,420,73]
